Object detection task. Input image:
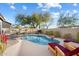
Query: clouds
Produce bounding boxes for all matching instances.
[37,3,43,8]
[37,3,79,12]
[73,3,77,6]
[9,4,27,11]
[46,3,62,9]
[37,3,62,11]
[73,9,78,13]
[51,12,60,18]
[22,5,27,10]
[65,9,78,14]
[37,3,47,11]
[41,8,48,11]
[9,3,16,10]
[10,5,16,10]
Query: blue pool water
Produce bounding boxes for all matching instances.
[23,34,60,45]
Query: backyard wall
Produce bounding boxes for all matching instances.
[46,28,79,39]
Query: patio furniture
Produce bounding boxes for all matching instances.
[64,41,79,55]
[64,38,74,42]
[48,43,57,55]
[64,42,77,51]
[48,43,79,56]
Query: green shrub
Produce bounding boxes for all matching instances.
[45,31,54,35]
[53,31,61,37]
[63,33,72,39]
[75,32,79,43]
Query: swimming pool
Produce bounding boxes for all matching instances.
[23,34,60,45]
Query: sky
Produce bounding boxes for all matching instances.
[0,3,79,28]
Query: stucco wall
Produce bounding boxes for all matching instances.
[2,21,11,28]
[46,28,79,39]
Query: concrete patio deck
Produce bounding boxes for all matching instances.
[3,38,52,56]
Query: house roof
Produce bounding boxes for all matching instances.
[0,14,5,21]
[0,14,11,25]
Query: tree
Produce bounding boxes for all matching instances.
[15,12,51,29]
[31,13,42,28]
[42,12,52,29]
[30,12,51,29]
[15,25,21,34]
[16,14,28,25]
[15,25,20,29]
[57,12,78,28]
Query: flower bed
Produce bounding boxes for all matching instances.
[0,34,8,54]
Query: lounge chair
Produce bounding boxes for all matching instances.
[64,41,79,55]
[48,43,79,56]
[48,43,57,55]
[64,42,77,51]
